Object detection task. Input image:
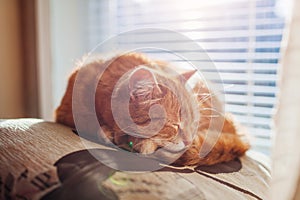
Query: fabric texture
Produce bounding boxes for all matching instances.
[0,118,270,200]
[271,0,300,199]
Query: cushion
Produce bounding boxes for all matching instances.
[0,118,270,200]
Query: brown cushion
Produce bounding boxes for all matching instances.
[0,118,270,200]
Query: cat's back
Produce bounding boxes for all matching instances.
[96,53,152,88]
[56,53,165,129]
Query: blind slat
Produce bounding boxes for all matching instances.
[115,29,283,43]
[221,84,278,94]
[118,18,284,29]
[225,104,273,115]
[235,115,272,126]
[225,94,276,105]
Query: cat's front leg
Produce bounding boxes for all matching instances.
[139,139,158,154]
[125,137,157,154]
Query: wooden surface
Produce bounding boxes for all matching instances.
[0,119,270,200]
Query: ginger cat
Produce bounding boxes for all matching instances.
[55,53,249,166]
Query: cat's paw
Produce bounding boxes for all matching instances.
[148,141,187,164]
[163,141,186,153]
[139,139,158,155]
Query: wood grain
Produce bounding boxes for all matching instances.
[0,119,270,200]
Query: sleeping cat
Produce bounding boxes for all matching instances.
[55,52,249,166]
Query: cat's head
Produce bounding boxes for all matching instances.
[111,63,199,155]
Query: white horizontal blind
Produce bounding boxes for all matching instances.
[86,0,286,155]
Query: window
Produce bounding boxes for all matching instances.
[49,0,286,155]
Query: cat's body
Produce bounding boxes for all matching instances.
[55,53,249,166]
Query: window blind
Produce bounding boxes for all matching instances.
[85,0,286,155]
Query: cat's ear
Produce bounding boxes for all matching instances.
[178,69,196,84]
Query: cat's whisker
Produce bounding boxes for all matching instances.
[203,107,223,113]
[200,115,222,117]
[196,91,217,97]
[196,93,211,96]
[200,107,226,117]
[195,94,212,101]
[200,107,217,111]
[195,93,215,104]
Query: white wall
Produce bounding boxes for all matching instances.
[0,0,25,118]
[50,0,88,110]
